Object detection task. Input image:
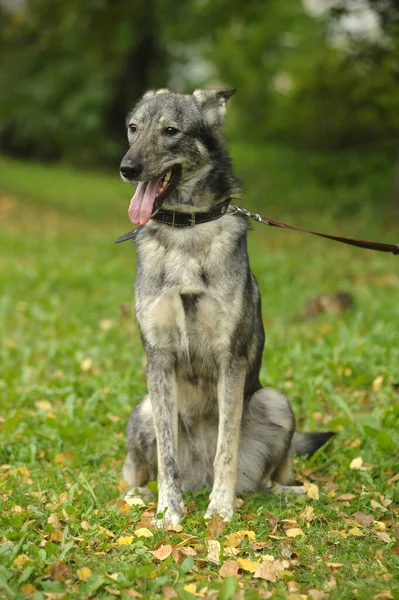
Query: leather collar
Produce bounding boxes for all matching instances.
[114,199,231,243]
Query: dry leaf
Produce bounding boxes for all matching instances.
[117,536,134,546]
[80,357,93,371]
[48,513,61,530]
[349,457,367,471]
[254,558,288,582]
[374,531,392,543]
[206,539,221,564]
[13,554,30,568]
[134,527,153,538]
[286,528,304,538]
[308,590,327,600]
[162,587,178,599]
[370,500,387,512]
[167,523,183,533]
[124,589,143,598]
[337,493,355,501]
[347,527,364,537]
[21,584,37,596]
[373,593,393,600]
[225,530,256,548]
[326,562,343,569]
[124,496,145,507]
[50,561,72,582]
[50,531,63,543]
[304,481,319,500]
[287,582,300,593]
[237,557,259,573]
[150,545,173,561]
[219,560,240,578]
[206,516,226,537]
[353,512,373,526]
[300,506,315,522]
[372,375,384,392]
[77,567,92,581]
[183,584,196,594]
[81,520,91,530]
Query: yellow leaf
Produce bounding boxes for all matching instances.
[206,539,221,564]
[81,520,91,531]
[237,557,259,573]
[47,513,61,530]
[98,526,115,538]
[150,545,173,561]
[50,531,63,542]
[134,527,153,538]
[347,527,364,537]
[80,357,93,371]
[117,536,134,546]
[13,554,30,568]
[124,496,145,507]
[183,584,197,594]
[372,374,384,392]
[21,584,37,595]
[77,567,92,581]
[254,558,288,581]
[349,456,367,470]
[304,481,319,500]
[286,528,304,538]
[124,589,143,598]
[225,530,256,548]
[370,500,387,512]
[35,400,52,411]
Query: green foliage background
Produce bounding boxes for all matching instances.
[1,0,398,182]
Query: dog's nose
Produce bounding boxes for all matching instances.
[120,159,143,181]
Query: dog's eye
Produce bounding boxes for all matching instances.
[164,127,179,136]
[128,124,137,134]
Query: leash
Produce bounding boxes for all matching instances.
[230,205,399,255]
[115,201,399,255]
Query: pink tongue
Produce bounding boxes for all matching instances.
[128,175,163,225]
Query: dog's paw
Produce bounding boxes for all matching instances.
[204,500,234,521]
[272,483,305,496]
[152,493,184,529]
[124,486,154,503]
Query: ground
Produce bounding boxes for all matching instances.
[0,153,398,599]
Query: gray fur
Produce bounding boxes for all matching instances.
[120,89,333,526]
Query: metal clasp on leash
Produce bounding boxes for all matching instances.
[230,203,263,223]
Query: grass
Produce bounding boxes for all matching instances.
[0,153,398,600]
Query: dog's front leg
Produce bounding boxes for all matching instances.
[147,351,183,527]
[205,360,246,520]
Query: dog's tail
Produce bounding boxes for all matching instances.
[292,431,335,457]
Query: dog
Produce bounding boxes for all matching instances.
[119,88,333,526]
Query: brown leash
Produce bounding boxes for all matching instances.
[231,205,399,255]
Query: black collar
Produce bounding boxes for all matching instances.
[114,199,231,243]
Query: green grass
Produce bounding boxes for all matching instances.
[0,154,398,600]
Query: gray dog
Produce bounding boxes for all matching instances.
[119,88,333,526]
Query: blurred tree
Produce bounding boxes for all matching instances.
[0,0,170,164]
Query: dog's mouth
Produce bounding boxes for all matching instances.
[128,165,182,225]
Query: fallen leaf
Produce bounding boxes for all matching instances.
[167,523,183,533]
[370,500,387,512]
[347,527,364,537]
[77,567,92,581]
[373,593,393,600]
[13,554,30,568]
[50,561,72,582]
[337,493,355,501]
[372,375,384,392]
[81,520,91,530]
[353,512,373,526]
[286,528,304,538]
[326,562,343,569]
[219,560,240,577]
[206,515,226,537]
[300,506,315,522]
[304,481,319,500]
[225,530,256,548]
[21,584,37,595]
[124,589,143,598]
[124,496,145,507]
[50,531,63,542]
[206,539,221,564]
[349,457,367,471]
[35,400,52,411]
[254,558,288,582]
[184,584,196,594]
[48,513,61,530]
[150,545,173,561]
[237,557,259,573]
[162,586,178,599]
[117,536,134,546]
[80,357,93,371]
[374,531,392,543]
[134,527,153,538]
[308,590,327,600]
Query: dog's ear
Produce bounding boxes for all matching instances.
[193,88,236,129]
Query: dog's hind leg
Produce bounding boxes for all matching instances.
[123,396,157,500]
[237,387,296,494]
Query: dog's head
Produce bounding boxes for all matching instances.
[120,88,238,225]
